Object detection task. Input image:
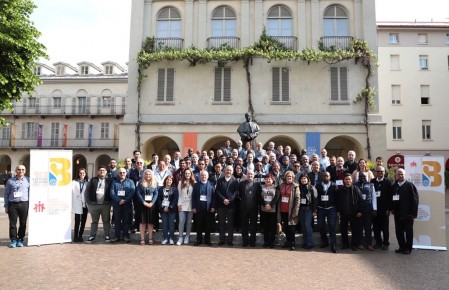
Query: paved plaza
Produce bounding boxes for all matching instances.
[1,185,448,289]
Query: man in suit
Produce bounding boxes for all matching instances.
[192,170,216,246]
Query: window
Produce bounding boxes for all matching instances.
[101,122,109,139]
[75,122,84,139]
[22,122,38,139]
[272,67,289,102]
[418,33,428,44]
[80,66,89,75]
[27,98,37,108]
[214,67,231,102]
[390,55,400,70]
[2,126,11,140]
[323,5,349,36]
[267,5,292,36]
[330,67,348,102]
[391,85,401,104]
[419,55,428,70]
[102,96,112,108]
[78,96,87,114]
[51,123,59,146]
[420,85,430,104]
[392,120,402,140]
[56,66,65,76]
[53,97,62,108]
[157,68,174,102]
[389,33,399,44]
[34,66,41,76]
[105,65,113,75]
[211,6,236,37]
[446,34,449,44]
[157,7,181,38]
[422,120,431,140]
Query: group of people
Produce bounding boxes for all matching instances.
[4,140,419,255]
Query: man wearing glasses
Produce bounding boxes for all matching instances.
[4,165,30,248]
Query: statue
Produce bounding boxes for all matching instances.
[237,113,260,143]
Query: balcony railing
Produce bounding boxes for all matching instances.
[271,36,297,51]
[153,37,184,51]
[207,37,240,49]
[3,138,117,149]
[319,36,354,51]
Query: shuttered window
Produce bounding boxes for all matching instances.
[330,67,348,101]
[157,68,175,102]
[214,67,231,102]
[272,67,289,102]
[22,122,38,139]
[51,122,59,147]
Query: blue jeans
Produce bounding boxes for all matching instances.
[299,207,314,247]
[113,203,131,239]
[178,211,193,238]
[161,211,176,240]
[317,207,337,246]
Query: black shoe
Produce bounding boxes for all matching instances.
[303,245,314,250]
[351,246,357,251]
[395,248,404,253]
[250,243,256,248]
[282,243,290,248]
[263,243,269,248]
[373,244,382,249]
[218,241,225,246]
[341,244,350,250]
[320,243,329,248]
[331,246,338,253]
[194,241,202,246]
[269,244,275,249]
[242,243,248,247]
[402,250,411,254]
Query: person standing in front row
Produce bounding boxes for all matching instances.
[392,168,419,255]
[85,166,113,243]
[371,166,393,250]
[110,169,135,243]
[192,170,216,246]
[157,176,178,245]
[260,174,279,248]
[136,169,158,245]
[72,168,88,242]
[277,171,300,250]
[239,170,261,247]
[4,165,30,248]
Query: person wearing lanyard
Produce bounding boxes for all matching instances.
[277,171,300,250]
[5,165,30,248]
[371,166,393,250]
[354,172,377,251]
[136,169,158,245]
[110,169,135,243]
[259,174,279,248]
[157,176,178,245]
[72,168,89,243]
[298,173,318,250]
[239,170,261,247]
[316,171,339,253]
[192,170,216,246]
[177,168,196,245]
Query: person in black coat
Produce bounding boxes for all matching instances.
[392,168,419,254]
[371,166,393,250]
[238,170,262,247]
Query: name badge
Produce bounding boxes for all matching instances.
[321,195,329,201]
[376,191,381,197]
[162,200,170,207]
[362,194,366,200]
[393,195,400,201]
[200,195,207,202]
[336,180,343,186]
[14,191,23,198]
[118,190,125,197]
[281,196,289,203]
[301,198,307,204]
[96,188,104,195]
[184,195,191,201]
[145,195,153,201]
[264,195,273,202]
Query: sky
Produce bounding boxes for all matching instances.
[30,0,449,66]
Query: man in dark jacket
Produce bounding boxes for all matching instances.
[239,170,261,247]
[354,173,376,251]
[192,170,216,246]
[371,166,393,250]
[392,168,419,254]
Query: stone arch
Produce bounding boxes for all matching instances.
[142,136,180,160]
[202,136,238,152]
[73,154,88,179]
[324,135,364,159]
[263,135,302,156]
[95,154,111,170]
[19,153,30,176]
[0,154,12,173]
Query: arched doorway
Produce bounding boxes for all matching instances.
[143,136,180,160]
[202,136,237,152]
[73,154,87,178]
[263,136,301,156]
[324,135,364,159]
[95,154,111,170]
[19,154,30,176]
[0,154,12,172]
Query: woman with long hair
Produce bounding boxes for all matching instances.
[352,158,374,182]
[298,173,318,250]
[157,176,179,245]
[177,168,196,245]
[277,170,300,250]
[72,168,88,242]
[136,169,158,245]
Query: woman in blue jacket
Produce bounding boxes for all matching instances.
[157,176,179,245]
[136,169,158,245]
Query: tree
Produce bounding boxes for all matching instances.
[0,0,47,125]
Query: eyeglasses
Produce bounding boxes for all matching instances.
[17,169,25,171]
[119,172,126,174]
[136,162,143,164]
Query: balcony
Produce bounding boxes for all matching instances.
[319,36,354,51]
[207,37,240,49]
[3,138,117,149]
[270,36,297,51]
[153,38,184,51]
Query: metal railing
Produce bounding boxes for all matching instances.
[207,37,240,49]
[153,38,184,51]
[1,103,126,117]
[3,138,117,149]
[271,36,298,51]
[319,36,354,51]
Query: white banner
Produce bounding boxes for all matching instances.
[28,150,73,246]
[405,156,447,250]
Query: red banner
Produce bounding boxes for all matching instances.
[63,124,68,147]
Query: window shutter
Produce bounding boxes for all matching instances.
[86,97,91,114]
[121,97,126,114]
[272,68,280,102]
[97,97,101,114]
[36,98,40,112]
[214,68,222,102]
[223,68,231,102]
[330,67,338,101]
[21,123,25,139]
[281,68,289,102]
[340,68,348,101]
[72,97,76,114]
[166,68,174,102]
[111,96,116,114]
[157,68,165,101]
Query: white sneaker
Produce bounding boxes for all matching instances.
[161,239,168,245]
[176,238,183,246]
[184,236,190,244]
[169,239,174,245]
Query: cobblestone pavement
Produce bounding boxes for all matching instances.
[1,185,449,289]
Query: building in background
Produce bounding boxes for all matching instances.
[377,22,449,169]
